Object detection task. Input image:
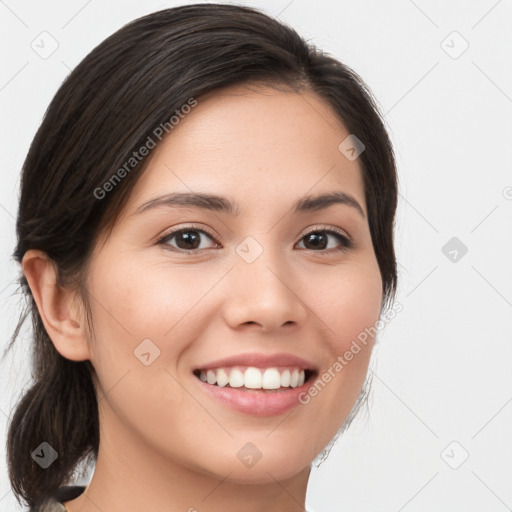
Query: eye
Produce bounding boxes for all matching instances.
[157,226,219,252]
[157,224,353,254]
[296,226,353,253]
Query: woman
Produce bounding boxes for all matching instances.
[5,3,398,511]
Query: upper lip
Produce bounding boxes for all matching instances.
[194,352,317,372]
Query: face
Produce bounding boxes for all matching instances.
[82,83,383,484]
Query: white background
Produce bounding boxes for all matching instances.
[1,1,511,511]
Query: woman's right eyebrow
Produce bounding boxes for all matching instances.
[134,191,365,219]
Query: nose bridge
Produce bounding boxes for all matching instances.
[223,234,306,331]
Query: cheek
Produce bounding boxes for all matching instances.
[297,259,382,422]
[306,258,383,352]
[85,259,226,370]
[84,260,205,440]
[89,257,180,331]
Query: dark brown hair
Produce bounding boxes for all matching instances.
[4,3,398,510]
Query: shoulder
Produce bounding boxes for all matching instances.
[34,485,86,512]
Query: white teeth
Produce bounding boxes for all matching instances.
[206,370,216,385]
[228,368,244,388]
[198,367,307,389]
[244,367,262,389]
[216,368,229,387]
[262,368,281,389]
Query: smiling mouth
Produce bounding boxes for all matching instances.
[193,366,316,392]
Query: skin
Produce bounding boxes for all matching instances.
[23,83,383,512]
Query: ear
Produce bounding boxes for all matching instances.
[21,249,91,361]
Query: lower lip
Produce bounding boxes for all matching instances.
[194,376,313,416]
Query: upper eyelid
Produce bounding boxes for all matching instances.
[299,224,350,239]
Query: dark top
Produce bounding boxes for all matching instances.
[34,485,86,512]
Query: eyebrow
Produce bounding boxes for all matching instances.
[134,190,365,219]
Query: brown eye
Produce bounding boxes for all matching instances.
[158,227,219,252]
[297,229,352,252]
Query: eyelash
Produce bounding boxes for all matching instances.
[156,224,353,254]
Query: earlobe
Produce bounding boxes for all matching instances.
[21,249,91,362]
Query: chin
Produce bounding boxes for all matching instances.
[195,442,315,484]
[220,462,310,485]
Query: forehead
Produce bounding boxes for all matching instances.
[123,83,366,218]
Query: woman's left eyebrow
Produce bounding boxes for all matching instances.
[134,191,365,219]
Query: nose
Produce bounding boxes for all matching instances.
[221,244,308,333]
